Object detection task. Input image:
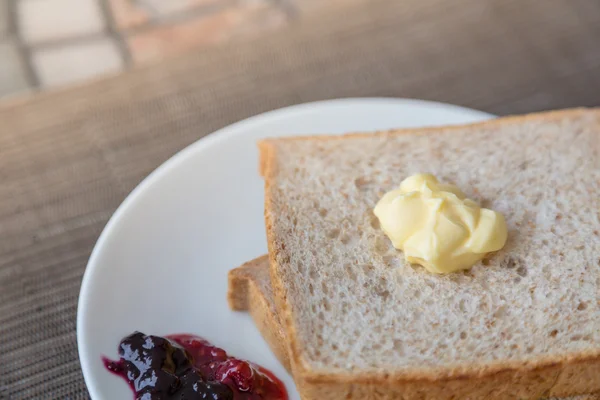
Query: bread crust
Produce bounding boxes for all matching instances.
[259,107,600,399]
[258,107,595,153]
[227,256,291,371]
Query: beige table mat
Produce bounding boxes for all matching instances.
[1,0,600,398]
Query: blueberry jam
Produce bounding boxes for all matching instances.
[103,332,288,400]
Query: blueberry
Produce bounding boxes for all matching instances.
[177,375,233,400]
[105,332,286,399]
[198,381,234,400]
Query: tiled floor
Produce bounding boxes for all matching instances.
[0,41,30,96]
[0,0,323,99]
[19,0,107,44]
[0,0,9,36]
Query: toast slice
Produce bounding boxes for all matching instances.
[228,255,291,372]
[227,257,599,400]
[260,108,600,399]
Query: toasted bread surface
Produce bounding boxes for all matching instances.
[260,108,600,399]
[228,256,600,400]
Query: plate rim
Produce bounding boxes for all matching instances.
[76,97,493,398]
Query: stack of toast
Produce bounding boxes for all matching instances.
[227,108,600,400]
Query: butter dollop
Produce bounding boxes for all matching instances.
[373,174,507,274]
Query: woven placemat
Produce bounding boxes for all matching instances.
[1,0,600,398]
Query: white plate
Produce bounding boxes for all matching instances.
[77,98,493,399]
